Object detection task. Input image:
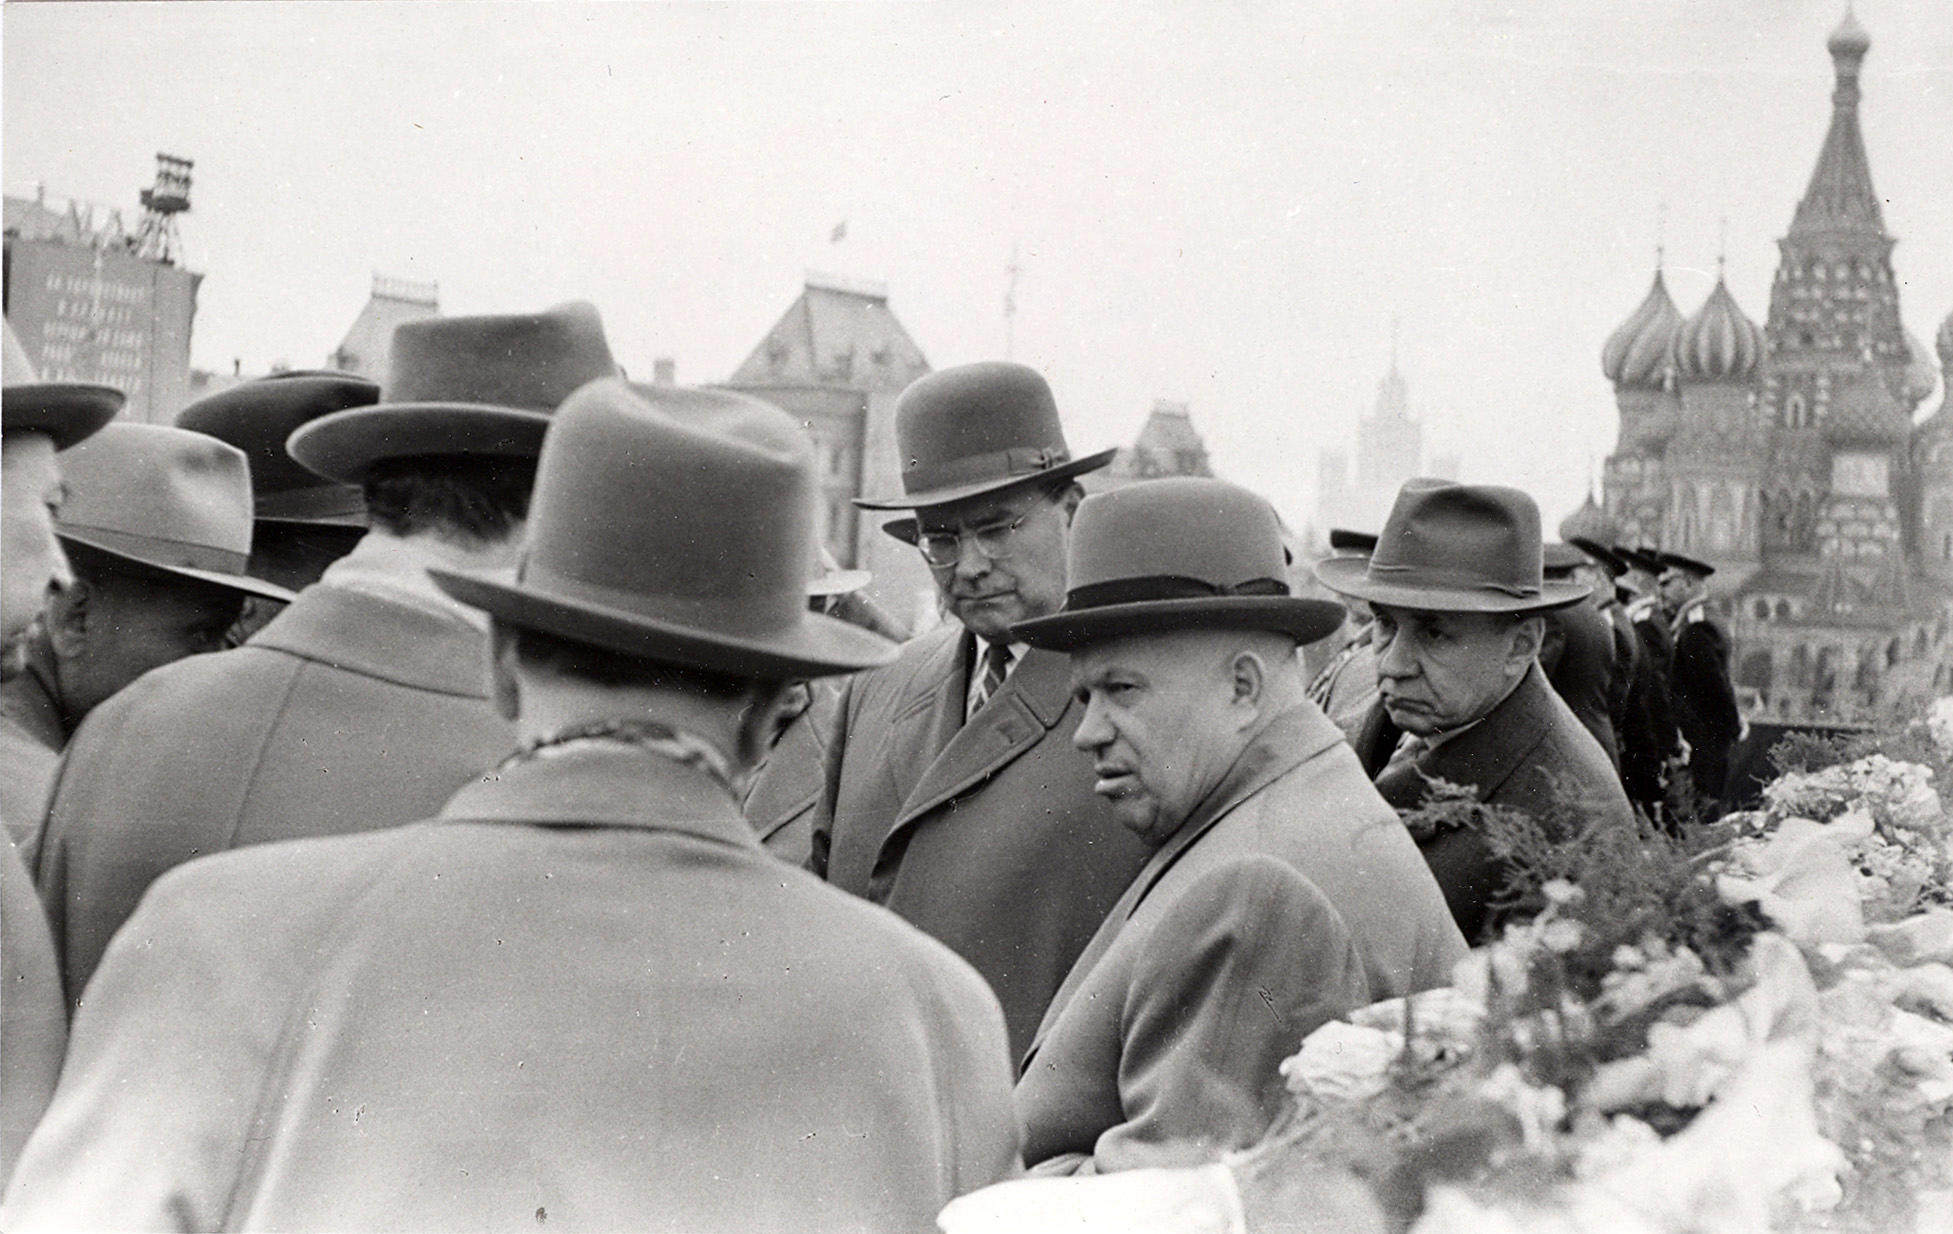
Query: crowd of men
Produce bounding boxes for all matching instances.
[0,302,1741,1230]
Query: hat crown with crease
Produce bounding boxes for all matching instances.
[855,361,1114,511]
[286,302,619,485]
[430,379,894,679]
[1012,477,1345,650]
[54,422,292,601]
[176,370,379,524]
[1314,479,1588,613]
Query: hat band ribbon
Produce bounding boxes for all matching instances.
[1066,574,1291,610]
[256,485,367,522]
[58,523,251,576]
[904,445,1071,494]
[519,558,803,640]
[1365,559,1540,599]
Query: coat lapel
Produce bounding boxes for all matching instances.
[889,645,1070,835]
[1379,666,1556,808]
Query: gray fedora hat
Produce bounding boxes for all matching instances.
[1314,479,1589,613]
[1013,477,1345,651]
[3,318,122,449]
[288,302,619,485]
[855,361,1114,512]
[55,422,295,603]
[431,380,896,680]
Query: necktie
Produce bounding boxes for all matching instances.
[970,642,1013,718]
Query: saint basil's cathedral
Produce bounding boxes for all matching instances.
[1564,11,1953,728]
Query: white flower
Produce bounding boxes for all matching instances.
[1542,879,1584,906]
[1278,1020,1401,1103]
[1929,696,1953,758]
[1476,1063,1566,1152]
[1540,919,1585,953]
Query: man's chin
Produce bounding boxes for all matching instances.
[1381,701,1441,737]
[950,597,1027,641]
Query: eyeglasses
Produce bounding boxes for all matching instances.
[915,508,1036,567]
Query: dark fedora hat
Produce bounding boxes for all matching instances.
[177,370,380,526]
[1657,550,1716,579]
[855,361,1114,511]
[288,302,619,485]
[1314,479,1589,613]
[1012,477,1345,651]
[431,379,896,680]
[55,422,295,603]
[1567,536,1626,578]
[3,317,122,449]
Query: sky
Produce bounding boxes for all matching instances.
[5,0,1951,535]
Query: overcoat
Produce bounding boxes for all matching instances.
[1670,601,1741,803]
[1356,663,1636,942]
[742,678,845,866]
[814,623,1154,1058]
[1015,715,1388,1174]
[1540,596,1620,768]
[33,580,512,1003]
[0,837,63,1184]
[2,745,1021,1232]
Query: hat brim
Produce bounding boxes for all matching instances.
[428,567,897,680]
[4,385,124,450]
[1313,555,1592,613]
[286,403,554,484]
[807,568,872,598]
[852,447,1117,511]
[1013,595,1347,652]
[57,531,297,604]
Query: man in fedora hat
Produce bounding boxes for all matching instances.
[176,369,381,641]
[1657,551,1743,808]
[1537,542,1622,768]
[0,317,118,1180]
[33,302,620,1003]
[1318,480,1635,942]
[5,379,1022,1231]
[1,424,293,859]
[812,360,1154,1057]
[1009,478,1461,1174]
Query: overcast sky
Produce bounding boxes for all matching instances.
[6,0,1950,533]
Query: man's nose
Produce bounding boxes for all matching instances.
[1072,695,1110,753]
[952,540,992,581]
[1375,634,1416,681]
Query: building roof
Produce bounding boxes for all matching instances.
[727,273,929,394]
[1789,15,1885,238]
[1106,400,1213,480]
[327,275,440,381]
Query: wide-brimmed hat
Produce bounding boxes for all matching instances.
[3,318,122,449]
[54,422,295,603]
[288,302,619,485]
[431,379,896,680]
[1012,477,1345,651]
[176,370,380,526]
[855,361,1113,512]
[808,546,871,598]
[1657,550,1716,580]
[1314,479,1589,613]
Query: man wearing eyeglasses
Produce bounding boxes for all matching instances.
[812,362,1154,1059]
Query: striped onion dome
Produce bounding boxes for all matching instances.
[1673,278,1762,382]
[1601,271,1683,390]
[1903,329,1939,407]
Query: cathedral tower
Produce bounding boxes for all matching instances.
[1600,264,1683,545]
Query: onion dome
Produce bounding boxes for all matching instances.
[1828,8,1869,57]
[1673,278,1762,382]
[1937,306,1953,370]
[1902,329,1939,407]
[1601,271,1682,390]
[1558,493,1619,545]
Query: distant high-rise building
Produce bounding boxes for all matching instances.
[1316,342,1427,536]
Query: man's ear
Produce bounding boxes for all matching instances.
[43,577,95,660]
[1058,482,1085,523]
[488,623,522,722]
[1229,648,1268,721]
[1509,615,1547,667]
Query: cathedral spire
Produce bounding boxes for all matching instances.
[1790,8,1884,237]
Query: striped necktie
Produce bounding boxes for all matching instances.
[970,641,1013,719]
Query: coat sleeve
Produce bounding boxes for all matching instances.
[1674,622,1740,744]
[1044,859,1368,1177]
[805,672,856,879]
